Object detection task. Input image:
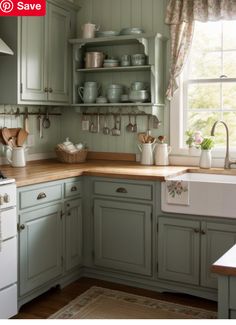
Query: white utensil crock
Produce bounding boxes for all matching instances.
[137,143,156,165]
[154,143,171,166]
[6,146,28,167]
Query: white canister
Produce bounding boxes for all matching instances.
[154,143,171,166]
[82,23,99,39]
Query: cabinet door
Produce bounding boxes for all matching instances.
[21,16,47,101]
[47,4,70,103]
[94,199,152,276]
[158,217,200,285]
[201,221,236,289]
[65,199,83,272]
[19,203,62,296]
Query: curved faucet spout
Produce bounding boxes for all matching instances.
[210,120,235,169]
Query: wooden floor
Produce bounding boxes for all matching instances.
[14,277,217,319]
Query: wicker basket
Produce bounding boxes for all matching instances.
[55,147,88,163]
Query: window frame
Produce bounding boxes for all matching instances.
[170,21,236,166]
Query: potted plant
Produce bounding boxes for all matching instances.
[199,136,215,169]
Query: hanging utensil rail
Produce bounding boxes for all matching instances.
[0,112,61,116]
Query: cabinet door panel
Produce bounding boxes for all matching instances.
[158,217,200,285]
[48,4,70,102]
[65,199,83,271]
[201,222,236,289]
[19,204,62,296]
[94,199,152,276]
[21,16,47,101]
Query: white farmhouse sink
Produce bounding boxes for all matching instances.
[161,173,236,218]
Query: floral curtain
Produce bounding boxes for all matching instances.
[165,0,236,100]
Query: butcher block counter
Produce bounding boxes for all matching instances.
[0,159,189,187]
[1,157,236,187]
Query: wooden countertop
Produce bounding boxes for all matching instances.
[1,158,235,187]
[0,159,189,187]
[212,244,236,277]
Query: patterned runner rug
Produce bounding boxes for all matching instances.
[49,286,217,319]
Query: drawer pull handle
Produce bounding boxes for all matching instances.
[71,186,77,192]
[116,187,128,194]
[37,192,47,200]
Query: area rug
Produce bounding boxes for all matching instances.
[49,286,217,319]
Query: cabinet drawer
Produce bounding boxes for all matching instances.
[64,181,81,198]
[19,184,62,209]
[0,285,17,319]
[93,180,152,201]
[0,237,17,289]
[1,208,17,240]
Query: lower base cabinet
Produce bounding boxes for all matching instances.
[158,217,200,285]
[158,216,236,289]
[65,198,83,272]
[19,203,63,296]
[94,199,152,276]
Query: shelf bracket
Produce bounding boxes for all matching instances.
[137,37,149,56]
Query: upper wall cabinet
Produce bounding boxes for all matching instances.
[69,33,167,111]
[0,0,79,106]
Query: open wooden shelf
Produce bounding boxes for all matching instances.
[76,65,151,73]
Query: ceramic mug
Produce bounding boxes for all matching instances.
[121,54,131,67]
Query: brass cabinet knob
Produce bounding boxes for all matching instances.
[48,88,53,93]
[20,224,25,230]
[194,228,200,233]
[44,87,48,92]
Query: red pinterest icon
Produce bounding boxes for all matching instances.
[0,0,46,16]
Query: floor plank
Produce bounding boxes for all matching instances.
[13,277,217,319]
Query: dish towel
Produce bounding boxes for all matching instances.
[166,180,189,206]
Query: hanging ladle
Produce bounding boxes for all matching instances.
[42,108,51,129]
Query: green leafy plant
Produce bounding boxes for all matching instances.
[200,137,215,150]
[185,130,195,148]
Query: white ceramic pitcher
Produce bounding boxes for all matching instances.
[6,146,28,167]
[137,143,156,165]
[154,143,171,166]
[82,23,100,38]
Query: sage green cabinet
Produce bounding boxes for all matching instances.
[21,16,47,101]
[158,217,200,285]
[19,203,63,296]
[0,0,78,105]
[158,216,236,289]
[21,2,70,103]
[18,177,82,302]
[94,199,152,276]
[47,3,70,103]
[65,198,83,272]
[200,222,236,289]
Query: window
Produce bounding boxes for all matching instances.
[183,21,236,149]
